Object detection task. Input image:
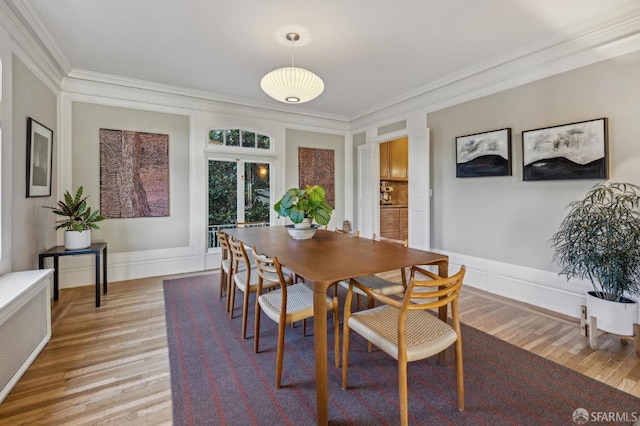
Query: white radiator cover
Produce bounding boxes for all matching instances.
[0,269,52,403]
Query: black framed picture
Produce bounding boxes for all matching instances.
[522,118,608,181]
[456,128,512,177]
[26,117,53,197]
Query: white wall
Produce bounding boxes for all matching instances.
[284,128,347,231]
[426,50,640,318]
[11,55,58,272]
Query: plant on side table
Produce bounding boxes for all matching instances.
[274,184,333,239]
[45,186,104,250]
[551,182,640,338]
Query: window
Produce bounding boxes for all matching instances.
[208,129,270,150]
[208,159,271,248]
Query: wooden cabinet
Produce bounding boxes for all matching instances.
[380,207,408,240]
[380,137,408,181]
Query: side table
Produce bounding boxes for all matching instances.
[38,242,108,307]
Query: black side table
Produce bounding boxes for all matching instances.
[38,242,108,307]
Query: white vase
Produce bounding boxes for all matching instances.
[64,230,92,250]
[586,291,638,336]
[293,218,312,229]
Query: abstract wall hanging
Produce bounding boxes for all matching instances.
[456,128,512,178]
[522,118,608,181]
[100,129,169,218]
[298,147,335,208]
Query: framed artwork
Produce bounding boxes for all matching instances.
[456,128,512,177]
[298,147,335,208]
[522,118,608,181]
[100,129,170,218]
[26,117,53,197]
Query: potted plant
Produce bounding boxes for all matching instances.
[45,186,105,250]
[551,182,640,336]
[274,184,333,239]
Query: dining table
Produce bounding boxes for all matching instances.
[225,226,449,425]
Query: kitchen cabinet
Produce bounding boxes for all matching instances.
[380,137,408,181]
[380,207,408,240]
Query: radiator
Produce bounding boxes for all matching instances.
[0,269,52,403]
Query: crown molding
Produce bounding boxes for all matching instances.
[349,1,640,124]
[66,69,349,124]
[0,0,64,92]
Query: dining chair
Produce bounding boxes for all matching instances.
[339,233,407,310]
[217,230,231,300]
[342,265,466,426]
[237,221,267,228]
[253,249,340,389]
[228,237,279,339]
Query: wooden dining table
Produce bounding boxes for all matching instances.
[225,226,449,425]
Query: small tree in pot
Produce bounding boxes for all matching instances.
[551,182,640,336]
[45,186,104,250]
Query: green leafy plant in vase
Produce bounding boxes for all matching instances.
[274,185,332,239]
[45,186,104,250]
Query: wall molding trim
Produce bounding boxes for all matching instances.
[432,249,638,321]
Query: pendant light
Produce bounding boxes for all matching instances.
[261,32,324,104]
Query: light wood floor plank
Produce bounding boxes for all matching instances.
[0,271,637,424]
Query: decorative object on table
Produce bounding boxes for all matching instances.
[26,117,53,197]
[44,186,104,250]
[522,118,608,181]
[455,128,511,178]
[298,147,335,208]
[274,184,333,239]
[551,182,640,346]
[99,128,169,218]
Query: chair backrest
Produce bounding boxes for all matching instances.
[252,250,286,286]
[402,265,465,312]
[335,228,360,237]
[372,233,407,247]
[228,236,250,271]
[217,230,230,260]
[237,221,267,228]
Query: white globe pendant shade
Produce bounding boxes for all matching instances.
[261,66,324,104]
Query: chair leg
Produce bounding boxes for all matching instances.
[254,299,262,353]
[219,269,226,299]
[229,280,236,319]
[276,320,286,389]
[367,296,375,353]
[454,338,465,411]
[398,360,409,426]
[341,320,350,389]
[241,289,250,339]
[225,270,233,312]
[332,297,339,368]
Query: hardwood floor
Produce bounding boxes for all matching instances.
[0,271,638,424]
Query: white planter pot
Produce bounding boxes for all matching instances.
[64,230,91,250]
[293,218,312,229]
[586,291,638,336]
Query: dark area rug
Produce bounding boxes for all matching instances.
[164,274,640,425]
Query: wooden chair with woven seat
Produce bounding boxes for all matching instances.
[339,233,408,310]
[342,265,466,426]
[228,237,280,339]
[217,230,231,301]
[253,249,340,389]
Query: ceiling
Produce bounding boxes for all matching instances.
[11,0,640,120]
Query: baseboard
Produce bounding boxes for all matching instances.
[434,250,617,321]
[57,252,206,288]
